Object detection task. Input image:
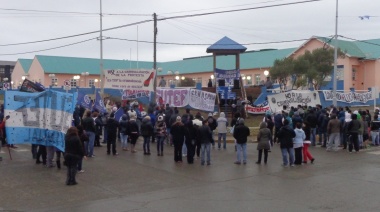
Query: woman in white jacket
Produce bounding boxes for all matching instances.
[216,112,228,150]
[293,122,305,165]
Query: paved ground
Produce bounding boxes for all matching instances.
[1,140,380,212]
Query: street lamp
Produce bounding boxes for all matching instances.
[11,81,14,89]
[95,79,99,88]
[21,76,26,80]
[81,72,89,87]
[167,70,179,86]
[264,70,269,77]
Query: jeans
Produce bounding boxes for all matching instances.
[120,133,129,149]
[201,143,211,164]
[310,128,317,146]
[371,131,379,145]
[218,133,227,149]
[358,134,363,147]
[103,127,108,143]
[281,148,294,166]
[46,146,55,166]
[86,131,95,156]
[156,136,165,154]
[236,143,247,163]
[319,132,327,146]
[143,136,150,153]
[327,132,340,151]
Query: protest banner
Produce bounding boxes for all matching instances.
[214,68,240,86]
[188,89,216,112]
[268,90,320,112]
[246,101,271,114]
[4,90,76,151]
[322,90,373,103]
[156,88,189,107]
[104,69,156,92]
[122,89,150,100]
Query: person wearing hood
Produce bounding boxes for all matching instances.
[277,119,296,166]
[256,122,271,164]
[342,110,352,149]
[293,122,305,165]
[197,119,213,166]
[106,112,119,156]
[233,118,250,165]
[127,113,140,153]
[216,112,228,150]
[171,116,186,163]
[155,115,167,156]
[347,114,361,152]
[64,127,85,185]
[317,109,330,147]
[119,114,130,151]
[141,116,154,155]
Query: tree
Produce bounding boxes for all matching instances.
[269,57,294,91]
[270,48,344,91]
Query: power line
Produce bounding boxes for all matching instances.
[158,0,323,21]
[0,38,97,56]
[0,0,321,47]
[107,36,310,46]
[0,19,152,47]
[0,7,151,16]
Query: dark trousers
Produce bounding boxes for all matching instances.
[349,133,359,152]
[31,144,38,159]
[95,134,101,146]
[294,147,303,165]
[196,141,201,157]
[274,127,280,143]
[143,136,150,153]
[257,149,268,163]
[186,139,195,164]
[36,145,47,164]
[107,138,117,154]
[151,135,155,143]
[65,154,79,185]
[174,140,183,162]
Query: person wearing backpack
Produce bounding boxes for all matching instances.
[127,113,140,153]
[207,113,217,148]
[141,116,154,155]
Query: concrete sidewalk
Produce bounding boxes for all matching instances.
[1,141,380,212]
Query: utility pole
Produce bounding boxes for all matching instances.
[151,13,158,104]
[99,0,104,95]
[332,0,338,106]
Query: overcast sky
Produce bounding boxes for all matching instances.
[1,0,379,63]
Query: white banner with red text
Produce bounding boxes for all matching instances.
[104,69,156,91]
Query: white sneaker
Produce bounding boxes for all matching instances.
[78,170,85,173]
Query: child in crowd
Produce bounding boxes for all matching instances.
[302,123,315,164]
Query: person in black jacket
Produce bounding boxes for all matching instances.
[127,114,140,153]
[305,109,318,146]
[185,120,197,164]
[64,127,85,185]
[197,120,213,166]
[94,112,103,147]
[171,116,186,163]
[106,112,119,155]
[233,118,250,165]
[347,114,361,152]
[141,116,154,155]
[81,111,96,157]
[277,119,296,166]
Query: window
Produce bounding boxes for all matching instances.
[89,79,95,87]
[70,79,77,87]
[246,75,252,85]
[0,68,4,74]
[51,78,58,86]
[255,74,261,85]
[352,68,356,81]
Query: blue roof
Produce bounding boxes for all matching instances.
[206,36,247,53]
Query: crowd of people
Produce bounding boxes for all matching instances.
[2,98,379,185]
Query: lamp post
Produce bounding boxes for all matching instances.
[81,72,89,87]
[210,74,215,87]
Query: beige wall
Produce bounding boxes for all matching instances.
[11,61,27,87]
